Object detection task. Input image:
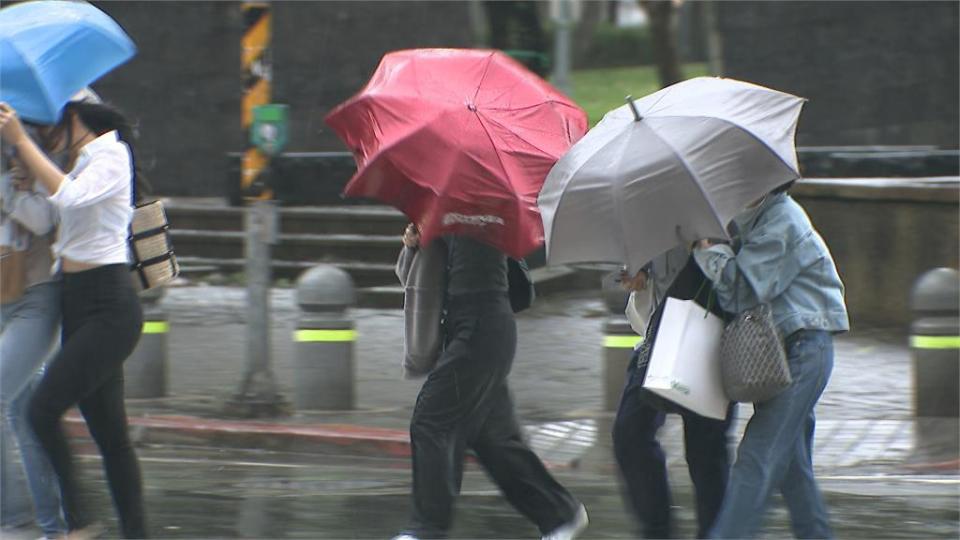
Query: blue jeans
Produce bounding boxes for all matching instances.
[710,330,834,539]
[613,348,736,538]
[0,281,66,536]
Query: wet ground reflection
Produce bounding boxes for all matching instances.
[63,446,959,539]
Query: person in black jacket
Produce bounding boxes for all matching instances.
[393,225,588,540]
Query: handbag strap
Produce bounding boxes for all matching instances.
[693,277,717,319]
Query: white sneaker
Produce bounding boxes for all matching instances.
[391,535,419,540]
[541,504,588,540]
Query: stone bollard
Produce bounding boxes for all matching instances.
[294,265,357,410]
[910,268,960,417]
[601,272,642,411]
[125,287,168,398]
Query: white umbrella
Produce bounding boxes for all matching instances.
[538,76,805,274]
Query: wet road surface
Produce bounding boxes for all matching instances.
[57,445,959,539]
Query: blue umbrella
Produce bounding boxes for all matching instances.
[0,1,136,124]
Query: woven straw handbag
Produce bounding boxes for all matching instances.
[719,270,791,403]
[129,200,179,291]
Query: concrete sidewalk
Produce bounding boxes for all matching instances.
[61,285,959,477]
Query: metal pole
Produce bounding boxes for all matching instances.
[552,0,573,96]
[227,1,288,417]
[233,196,285,414]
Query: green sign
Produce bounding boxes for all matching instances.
[251,104,289,156]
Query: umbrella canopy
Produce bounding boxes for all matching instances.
[0,0,136,124]
[538,76,805,274]
[326,48,587,259]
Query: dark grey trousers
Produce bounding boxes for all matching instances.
[406,293,578,538]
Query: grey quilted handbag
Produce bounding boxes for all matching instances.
[719,271,792,403]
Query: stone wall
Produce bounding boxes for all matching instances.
[89,1,474,197]
[714,1,959,148]
[792,179,959,329]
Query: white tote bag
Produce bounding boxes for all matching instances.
[642,297,729,419]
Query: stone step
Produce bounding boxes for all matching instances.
[356,286,404,310]
[176,256,397,288]
[165,202,407,235]
[170,230,403,267]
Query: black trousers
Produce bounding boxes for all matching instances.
[612,255,735,538]
[613,353,735,538]
[28,264,146,538]
[407,294,578,538]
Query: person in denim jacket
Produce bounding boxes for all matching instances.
[693,183,849,538]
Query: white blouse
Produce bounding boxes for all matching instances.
[48,131,133,266]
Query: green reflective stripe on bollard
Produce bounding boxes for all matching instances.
[604,335,643,348]
[910,335,960,349]
[142,322,169,334]
[295,329,357,342]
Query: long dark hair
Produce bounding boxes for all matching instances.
[62,101,152,203]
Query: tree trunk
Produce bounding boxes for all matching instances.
[483,1,549,76]
[483,1,546,52]
[639,0,683,87]
[573,0,606,69]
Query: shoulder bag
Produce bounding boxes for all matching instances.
[719,249,792,403]
[129,200,180,291]
[507,257,535,313]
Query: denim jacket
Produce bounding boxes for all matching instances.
[693,193,850,337]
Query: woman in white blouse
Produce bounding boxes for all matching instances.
[0,98,147,539]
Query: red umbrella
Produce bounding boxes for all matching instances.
[325,48,587,259]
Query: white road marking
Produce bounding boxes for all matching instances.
[77,454,326,470]
[819,474,959,484]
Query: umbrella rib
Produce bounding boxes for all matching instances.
[707,116,802,177]
[637,83,677,117]
[647,114,800,178]
[480,113,554,158]
[541,123,636,267]
[625,114,801,177]
[484,100,576,113]
[472,113,514,194]
[641,122,725,234]
[472,51,496,104]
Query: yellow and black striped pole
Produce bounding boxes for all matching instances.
[241,1,272,200]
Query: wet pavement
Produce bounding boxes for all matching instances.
[155,286,923,423]
[2,285,958,539]
[8,445,955,539]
